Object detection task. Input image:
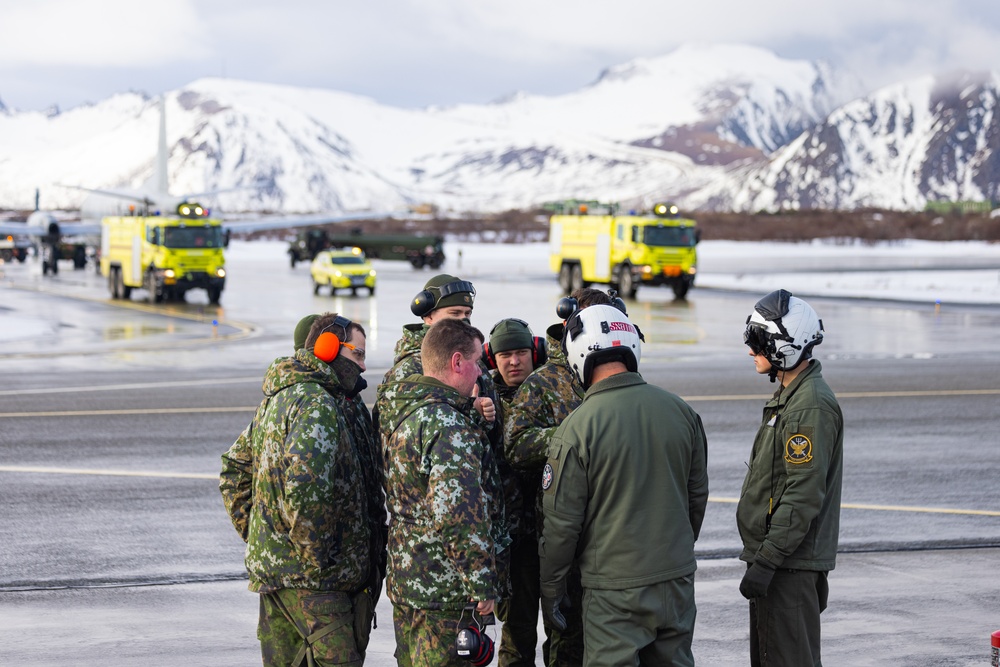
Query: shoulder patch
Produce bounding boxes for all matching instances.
[541,462,554,490]
[784,434,813,464]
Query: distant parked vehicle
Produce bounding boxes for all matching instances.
[310,248,377,296]
[290,228,445,269]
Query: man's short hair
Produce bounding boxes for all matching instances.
[572,287,613,310]
[304,313,366,350]
[422,319,483,375]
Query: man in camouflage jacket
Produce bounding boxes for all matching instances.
[377,319,510,666]
[377,274,516,595]
[220,314,384,667]
[380,273,502,447]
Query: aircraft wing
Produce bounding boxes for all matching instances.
[0,221,103,238]
[221,211,397,235]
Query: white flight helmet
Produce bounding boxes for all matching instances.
[744,289,824,375]
[562,304,642,387]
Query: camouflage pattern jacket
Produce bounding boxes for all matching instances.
[504,325,586,470]
[491,371,519,409]
[220,349,383,595]
[381,323,503,445]
[492,369,536,539]
[378,323,522,534]
[377,374,511,610]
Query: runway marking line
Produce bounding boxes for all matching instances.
[0,465,216,480]
[1,465,996,517]
[708,496,1000,517]
[0,407,255,418]
[0,377,261,397]
[683,388,1000,401]
[4,388,998,418]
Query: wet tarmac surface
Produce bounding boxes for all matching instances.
[1,241,998,665]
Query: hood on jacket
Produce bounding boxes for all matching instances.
[392,324,428,367]
[544,324,569,367]
[379,374,472,435]
[261,348,346,398]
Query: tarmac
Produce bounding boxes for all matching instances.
[2,547,998,666]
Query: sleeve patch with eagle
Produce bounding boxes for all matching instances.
[784,434,813,464]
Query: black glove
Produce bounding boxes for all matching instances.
[740,560,776,599]
[541,591,570,632]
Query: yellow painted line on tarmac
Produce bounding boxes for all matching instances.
[0,465,217,480]
[0,376,262,397]
[709,496,1000,517]
[0,406,254,418]
[682,388,1000,402]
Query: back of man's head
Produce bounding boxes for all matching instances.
[422,319,484,377]
[572,287,612,310]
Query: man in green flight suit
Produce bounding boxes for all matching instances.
[738,289,844,667]
[539,305,709,666]
[503,288,612,666]
[377,318,510,666]
[220,313,385,667]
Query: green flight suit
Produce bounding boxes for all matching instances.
[540,372,709,666]
[737,359,843,667]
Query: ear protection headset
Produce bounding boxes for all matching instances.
[313,315,359,363]
[411,280,477,318]
[455,608,495,666]
[482,318,547,370]
[556,288,628,320]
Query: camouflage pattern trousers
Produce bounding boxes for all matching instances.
[259,589,363,667]
[393,603,496,667]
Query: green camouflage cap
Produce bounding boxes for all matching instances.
[424,274,475,310]
[489,319,533,354]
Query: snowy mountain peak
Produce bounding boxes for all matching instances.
[0,45,996,213]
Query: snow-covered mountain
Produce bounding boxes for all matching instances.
[0,44,995,213]
[716,70,1000,211]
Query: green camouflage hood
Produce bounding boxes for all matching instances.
[262,348,347,399]
[391,323,428,368]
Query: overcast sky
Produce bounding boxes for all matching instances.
[2,0,999,113]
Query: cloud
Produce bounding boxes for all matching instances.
[1,0,999,111]
[0,0,211,67]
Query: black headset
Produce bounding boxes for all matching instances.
[411,280,477,317]
[558,293,644,359]
[482,318,547,370]
[455,610,495,666]
[556,288,628,320]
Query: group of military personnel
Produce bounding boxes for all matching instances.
[220,272,844,667]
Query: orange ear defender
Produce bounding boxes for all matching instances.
[314,332,341,362]
[313,315,354,363]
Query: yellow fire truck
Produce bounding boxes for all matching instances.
[549,201,699,299]
[100,201,227,304]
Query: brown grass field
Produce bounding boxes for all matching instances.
[293,208,1000,244]
[5,206,997,244]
